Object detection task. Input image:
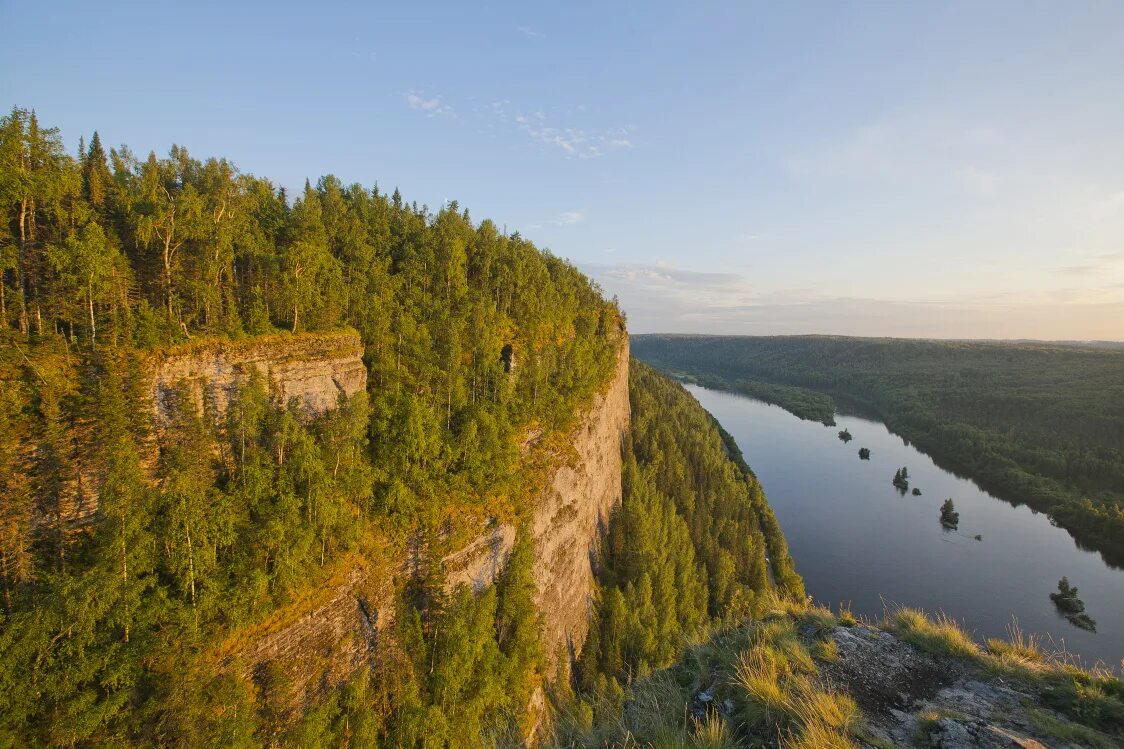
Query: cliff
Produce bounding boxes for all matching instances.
[445,339,631,659]
[48,331,368,530]
[147,329,367,421]
[234,338,630,710]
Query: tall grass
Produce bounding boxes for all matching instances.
[732,615,858,748]
[880,606,979,658]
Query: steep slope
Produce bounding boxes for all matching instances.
[0,111,628,747]
[446,340,631,657]
[229,340,630,712]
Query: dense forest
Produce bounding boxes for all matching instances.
[0,108,623,746]
[633,334,1124,565]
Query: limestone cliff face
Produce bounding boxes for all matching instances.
[52,331,367,530]
[240,339,630,710]
[445,339,631,659]
[234,562,395,715]
[148,329,366,421]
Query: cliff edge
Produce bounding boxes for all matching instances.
[234,338,630,711]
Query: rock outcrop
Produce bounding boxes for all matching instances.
[148,329,366,421]
[51,331,368,530]
[236,339,630,710]
[234,562,394,716]
[816,623,1108,748]
[445,340,631,659]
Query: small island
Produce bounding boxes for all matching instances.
[892,467,910,493]
[858,447,871,460]
[838,428,853,443]
[911,487,922,496]
[1050,577,1097,632]
[940,498,959,529]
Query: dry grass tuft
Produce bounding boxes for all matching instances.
[689,712,737,749]
[881,606,980,659]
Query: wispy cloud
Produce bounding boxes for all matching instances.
[524,210,586,231]
[1053,250,1124,277]
[583,261,1124,340]
[512,110,632,159]
[515,25,544,39]
[484,101,633,159]
[405,90,454,118]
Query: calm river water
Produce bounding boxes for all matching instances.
[685,384,1124,671]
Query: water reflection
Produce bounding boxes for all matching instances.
[686,385,1124,671]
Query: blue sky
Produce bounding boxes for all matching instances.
[3,1,1123,339]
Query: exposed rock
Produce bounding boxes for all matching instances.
[148,329,366,421]
[531,339,629,658]
[232,562,394,715]
[443,340,630,660]
[818,624,1107,749]
[234,338,630,716]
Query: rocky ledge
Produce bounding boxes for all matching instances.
[821,623,1073,748]
[148,329,366,421]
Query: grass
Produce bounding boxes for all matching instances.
[732,615,858,748]
[880,606,980,659]
[881,605,1124,743]
[1028,707,1120,749]
[984,620,1045,673]
[689,713,736,749]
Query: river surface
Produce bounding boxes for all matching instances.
[685,384,1124,671]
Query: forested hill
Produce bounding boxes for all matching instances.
[0,108,623,745]
[632,334,1124,565]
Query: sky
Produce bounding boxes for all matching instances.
[3,1,1123,340]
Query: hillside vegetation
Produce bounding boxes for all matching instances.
[0,108,620,745]
[633,334,1124,565]
[553,364,803,732]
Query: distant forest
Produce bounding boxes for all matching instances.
[633,334,1124,566]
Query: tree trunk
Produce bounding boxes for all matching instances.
[183,505,197,616]
[163,234,174,317]
[88,280,96,349]
[16,199,28,335]
[121,522,129,642]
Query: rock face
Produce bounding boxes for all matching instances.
[235,563,394,717]
[148,329,367,421]
[444,340,631,659]
[819,624,1101,748]
[238,339,630,709]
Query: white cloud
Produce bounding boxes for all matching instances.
[513,114,633,159]
[556,210,583,225]
[516,25,544,39]
[405,90,454,117]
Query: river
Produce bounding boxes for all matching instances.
[685,384,1124,671]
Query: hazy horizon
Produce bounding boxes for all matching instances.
[629,331,1124,346]
[5,1,1122,340]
